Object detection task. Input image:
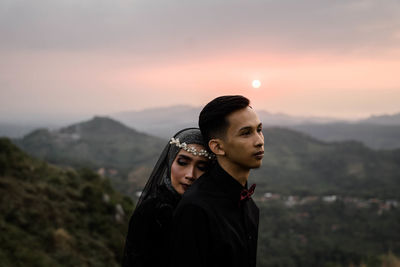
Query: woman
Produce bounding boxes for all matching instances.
[122,128,213,267]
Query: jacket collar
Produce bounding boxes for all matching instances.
[211,161,249,203]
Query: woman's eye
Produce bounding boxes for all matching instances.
[177,159,188,166]
[197,164,207,172]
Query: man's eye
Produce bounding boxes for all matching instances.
[241,131,251,136]
[257,128,262,133]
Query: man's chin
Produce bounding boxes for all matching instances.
[235,159,263,170]
[250,160,263,169]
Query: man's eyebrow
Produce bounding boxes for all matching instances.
[238,126,252,133]
[239,123,262,132]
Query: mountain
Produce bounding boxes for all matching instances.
[111,106,343,138]
[358,112,400,125]
[16,116,165,170]
[257,110,342,126]
[0,137,134,266]
[0,106,343,139]
[0,114,94,138]
[5,122,400,267]
[252,127,400,199]
[0,123,48,138]
[255,130,400,266]
[2,134,400,267]
[14,116,166,194]
[5,106,400,150]
[112,105,202,138]
[291,112,400,149]
[14,116,400,200]
[290,123,400,150]
[112,106,400,149]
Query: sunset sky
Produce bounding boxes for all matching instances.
[1,0,400,122]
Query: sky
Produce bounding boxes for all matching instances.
[1,0,400,123]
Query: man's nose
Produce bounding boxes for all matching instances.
[255,132,264,147]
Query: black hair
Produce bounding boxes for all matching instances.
[199,95,250,147]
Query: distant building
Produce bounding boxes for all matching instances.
[322,195,337,203]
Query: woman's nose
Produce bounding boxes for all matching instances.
[185,166,196,182]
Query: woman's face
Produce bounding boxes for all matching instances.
[170,144,209,195]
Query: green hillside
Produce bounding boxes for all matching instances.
[0,138,134,267]
[257,199,400,267]
[14,120,400,200]
[252,127,400,199]
[291,123,400,150]
[15,116,166,195]
[3,122,400,266]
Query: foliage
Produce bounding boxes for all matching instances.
[252,128,400,199]
[14,116,166,195]
[15,117,165,172]
[0,138,134,267]
[257,200,400,267]
[7,119,400,266]
[14,121,400,200]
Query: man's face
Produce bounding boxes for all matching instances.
[221,107,264,170]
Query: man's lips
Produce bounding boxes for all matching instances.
[254,151,264,159]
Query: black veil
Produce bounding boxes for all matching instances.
[136,127,208,208]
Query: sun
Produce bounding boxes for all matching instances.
[252,80,261,89]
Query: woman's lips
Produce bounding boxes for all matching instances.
[181,183,190,191]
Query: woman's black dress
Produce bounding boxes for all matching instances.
[122,184,180,267]
[122,127,207,267]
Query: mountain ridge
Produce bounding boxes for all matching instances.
[3,107,400,150]
[14,116,166,194]
[111,106,400,149]
[12,117,400,199]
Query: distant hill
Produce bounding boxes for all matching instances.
[4,130,400,267]
[14,116,166,194]
[253,127,400,199]
[257,110,342,126]
[15,116,165,170]
[358,112,400,125]
[112,105,201,138]
[111,105,342,138]
[0,137,134,266]
[4,123,400,267]
[112,106,400,149]
[13,116,400,200]
[0,115,94,138]
[4,106,400,149]
[290,123,400,150]
[0,123,47,138]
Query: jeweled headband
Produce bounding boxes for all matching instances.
[170,137,215,160]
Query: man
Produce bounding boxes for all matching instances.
[170,95,264,267]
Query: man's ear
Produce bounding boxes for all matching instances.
[208,138,225,156]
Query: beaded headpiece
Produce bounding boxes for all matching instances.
[170,137,214,160]
[136,128,213,208]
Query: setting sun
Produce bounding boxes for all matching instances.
[252,80,261,89]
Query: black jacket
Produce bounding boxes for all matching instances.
[170,162,259,267]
